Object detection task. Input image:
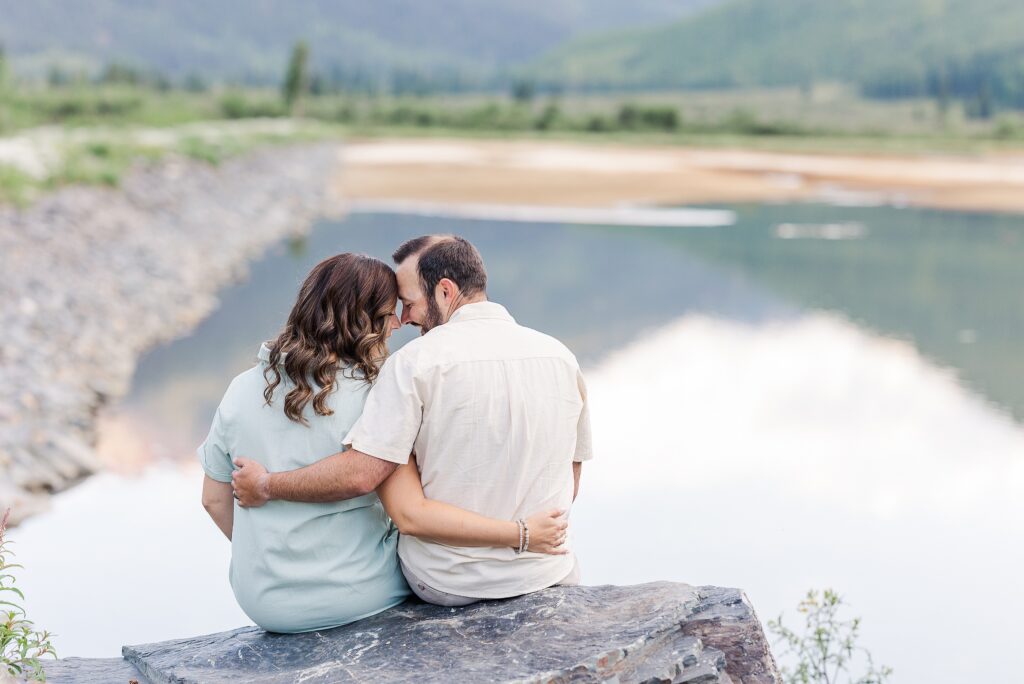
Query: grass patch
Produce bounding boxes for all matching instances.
[0,164,38,206]
[45,139,154,189]
[0,121,340,207]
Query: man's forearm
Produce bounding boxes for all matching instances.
[398,499,521,547]
[573,462,582,501]
[267,450,396,503]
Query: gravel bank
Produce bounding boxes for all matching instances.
[0,143,341,525]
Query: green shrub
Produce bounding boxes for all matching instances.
[33,92,143,122]
[617,103,680,131]
[583,114,612,132]
[85,142,112,159]
[0,165,37,206]
[94,95,142,117]
[178,137,226,165]
[219,92,284,119]
[533,102,562,131]
[460,102,503,129]
[48,141,139,188]
[333,103,357,123]
[993,116,1021,139]
[768,589,891,684]
[384,104,435,127]
[1,509,57,681]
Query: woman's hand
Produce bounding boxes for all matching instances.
[525,509,569,555]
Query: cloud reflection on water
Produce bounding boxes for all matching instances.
[17,307,1023,684]
[584,312,1024,519]
[573,311,1023,683]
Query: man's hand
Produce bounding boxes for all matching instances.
[232,457,271,507]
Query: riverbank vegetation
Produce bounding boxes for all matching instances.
[3,35,1024,144]
[3,79,1024,144]
[3,38,1024,206]
[0,123,330,206]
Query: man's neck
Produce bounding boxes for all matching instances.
[445,293,488,321]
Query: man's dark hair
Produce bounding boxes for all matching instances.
[392,234,487,297]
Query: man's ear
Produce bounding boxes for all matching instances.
[437,277,459,302]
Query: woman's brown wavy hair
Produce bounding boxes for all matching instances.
[263,253,398,424]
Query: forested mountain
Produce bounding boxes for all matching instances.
[535,0,1024,106]
[6,0,1019,106]
[0,0,718,85]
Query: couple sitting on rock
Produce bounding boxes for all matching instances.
[198,234,592,633]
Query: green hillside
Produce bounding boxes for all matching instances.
[0,0,713,86]
[536,0,1024,106]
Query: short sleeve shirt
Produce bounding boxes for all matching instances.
[197,344,409,632]
[343,301,593,598]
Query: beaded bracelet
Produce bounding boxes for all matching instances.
[515,519,526,554]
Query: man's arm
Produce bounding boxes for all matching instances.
[376,457,568,553]
[573,461,582,502]
[232,449,397,507]
[202,475,234,539]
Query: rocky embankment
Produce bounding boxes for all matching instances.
[44,582,781,683]
[0,143,341,525]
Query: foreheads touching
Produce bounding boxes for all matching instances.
[391,234,487,333]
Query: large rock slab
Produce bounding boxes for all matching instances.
[42,656,144,683]
[119,582,778,683]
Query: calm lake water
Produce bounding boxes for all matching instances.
[18,205,1024,683]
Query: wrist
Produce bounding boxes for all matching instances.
[514,518,529,554]
[260,472,274,502]
[506,520,520,549]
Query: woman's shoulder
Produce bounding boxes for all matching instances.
[218,364,272,407]
[218,358,371,419]
[331,366,373,399]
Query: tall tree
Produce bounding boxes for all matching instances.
[282,40,310,116]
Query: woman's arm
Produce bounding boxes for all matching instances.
[202,475,234,540]
[377,457,568,554]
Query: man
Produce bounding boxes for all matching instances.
[233,234,592,605]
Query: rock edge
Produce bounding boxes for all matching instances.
[46,582,780,683]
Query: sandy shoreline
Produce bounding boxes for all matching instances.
[336,138,1024,214]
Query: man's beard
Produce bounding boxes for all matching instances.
[420,296,445,335]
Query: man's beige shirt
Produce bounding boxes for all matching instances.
[343,301,592,598]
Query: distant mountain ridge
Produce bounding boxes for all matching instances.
[0,0,719,85]
[533,0,1024,106]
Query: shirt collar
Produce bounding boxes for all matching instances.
[447,301,515,325]
[257,342,285,365]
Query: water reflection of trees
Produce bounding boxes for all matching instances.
[645,204,1024,422]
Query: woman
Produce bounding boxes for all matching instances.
[198,253,566,633]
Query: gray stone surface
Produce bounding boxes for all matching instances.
[115,582,779,684]
[680,586,780,684]
[0,143,341,525]
[42,656,144,683]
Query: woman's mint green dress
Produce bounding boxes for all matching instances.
[198,344,409,633]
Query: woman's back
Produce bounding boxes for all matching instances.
[198,343,409,633]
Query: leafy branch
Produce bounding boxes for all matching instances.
[767,589,891,684]
[0,509,56,681]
